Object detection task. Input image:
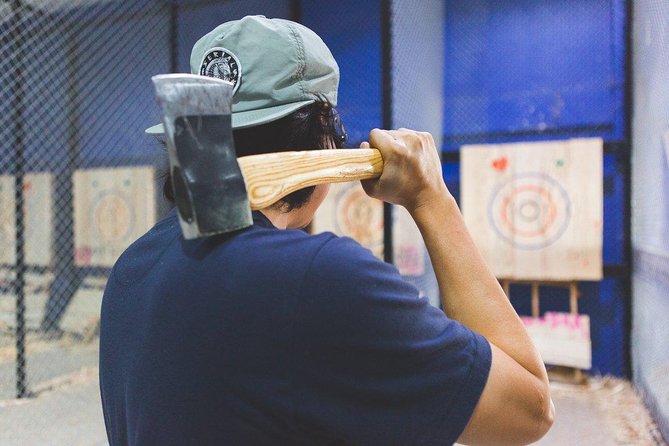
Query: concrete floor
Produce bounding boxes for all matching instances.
[537,378,664,445]
[0,369,107,446]
[0,368,664,446]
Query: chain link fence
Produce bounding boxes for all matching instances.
[0,0,293,403]
[0,0,172,401]
[389,0,443,308]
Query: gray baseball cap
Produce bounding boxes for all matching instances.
[146,15,339,135]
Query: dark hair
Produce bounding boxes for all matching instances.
[162,100,346,211]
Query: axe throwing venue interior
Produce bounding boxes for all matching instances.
[0,0,668,445]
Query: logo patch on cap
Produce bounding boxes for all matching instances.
[199,47,241,93]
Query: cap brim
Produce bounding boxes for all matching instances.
[232,99,315,129]
[144,99,315,135]
[145,123,165,135]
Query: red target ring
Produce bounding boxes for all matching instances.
[488,173,571,250]
[334,185,383,250]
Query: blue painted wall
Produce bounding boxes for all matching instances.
[176,0,292,73]
[443,0,626,149]
[74,10,172,168]
[300,0,383,146]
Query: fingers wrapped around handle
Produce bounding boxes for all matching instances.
[361,128,447,212]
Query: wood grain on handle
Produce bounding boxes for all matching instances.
[238,148,383,210]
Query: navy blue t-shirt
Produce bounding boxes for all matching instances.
[100,209,491,445]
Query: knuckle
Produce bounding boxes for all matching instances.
[390,141,406,156]
[405,132,421,145]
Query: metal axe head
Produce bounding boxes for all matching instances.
[152,74,252,239]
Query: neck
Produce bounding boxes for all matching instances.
[260,207,291,229]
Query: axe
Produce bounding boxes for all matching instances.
[152,74,383,239]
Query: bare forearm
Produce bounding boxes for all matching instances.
[363,128,553,440]
[410,189,548,384]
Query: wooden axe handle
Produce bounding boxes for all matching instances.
[238,148,383,210]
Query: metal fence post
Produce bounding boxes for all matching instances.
[10,0,28,399]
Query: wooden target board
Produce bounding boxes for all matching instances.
[393,206,426,276]
[461,138,603,280]
[521,312,592,369]
[0,175,14,265]
[311,182,384,259]
[393,206,441,308]
[0,173,53,266]
[74,167,155,267]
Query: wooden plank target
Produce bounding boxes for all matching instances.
[311,182,384,259]
[0,173,53,266]
[461,138,603,280]
[74,166,155,267]
[521,312,592,369]
[393,206,441,308]
[393,206,426,276]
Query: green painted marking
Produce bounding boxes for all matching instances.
[555,159,565,167]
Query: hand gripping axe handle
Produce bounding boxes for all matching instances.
[152,74,383,239]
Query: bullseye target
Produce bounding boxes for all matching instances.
[91,190,135,242]
[74,167,155,267]
[488,173,571,250]
[311,182,384,258]
[334,184,383,251]
[461,138,603,281]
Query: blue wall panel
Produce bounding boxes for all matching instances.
[300,0,382,146]
[1,14,70,173]
[443,0,626,151]
[74,9,171,167]
[602,153,625,265]
[176,0,292,73]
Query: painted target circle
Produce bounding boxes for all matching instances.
[488,173,571,250]
[91,190,135,242]
[334,185,383,250]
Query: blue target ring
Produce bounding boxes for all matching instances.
[487,173,571,250]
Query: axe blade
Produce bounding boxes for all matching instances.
[152,74,252,239]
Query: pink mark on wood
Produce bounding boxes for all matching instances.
[521,312,590,337]
[75,247,92,266]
